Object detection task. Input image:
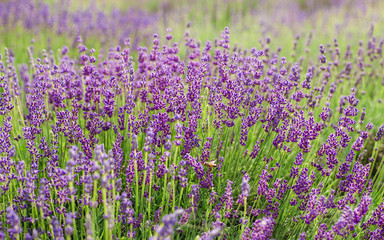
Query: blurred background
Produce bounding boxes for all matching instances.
[0,0,382,64]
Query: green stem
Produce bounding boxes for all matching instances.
[172,146,179,211]
[102,186,109,240]
[69,181,79,239]
[240,198,247,237]
[161,155,169,214]
[140,152,149,214]
[134,150,140,220]
[92,180,98,239]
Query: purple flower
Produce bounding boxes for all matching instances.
[131,134,138,149]
[299,232,306,240]
[362,201,384,238]
[250,217,275,240]
[375,124,384,141]
[250,141,262,159]
[190,184,200,208]
[352,136,364,151]
[241,174,250,197]
[223,180,234,218]
[237,174,250,205]
[333,194,371,236]
[24,229,39,240]
[292,168,314,199]
[151,209,184,239]
[6,207,22,239]
[65,212,75,236]
[201,214,223,240]
[366,123,374,130]
[315,224,333,239]
[294,152,304,165]
[51,216,64,240]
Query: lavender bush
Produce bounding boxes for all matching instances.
[0,0,157,51]
[1,0,384,239]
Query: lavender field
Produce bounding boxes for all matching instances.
[1,0,384,239]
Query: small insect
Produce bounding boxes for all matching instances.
[203,160,217,169]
